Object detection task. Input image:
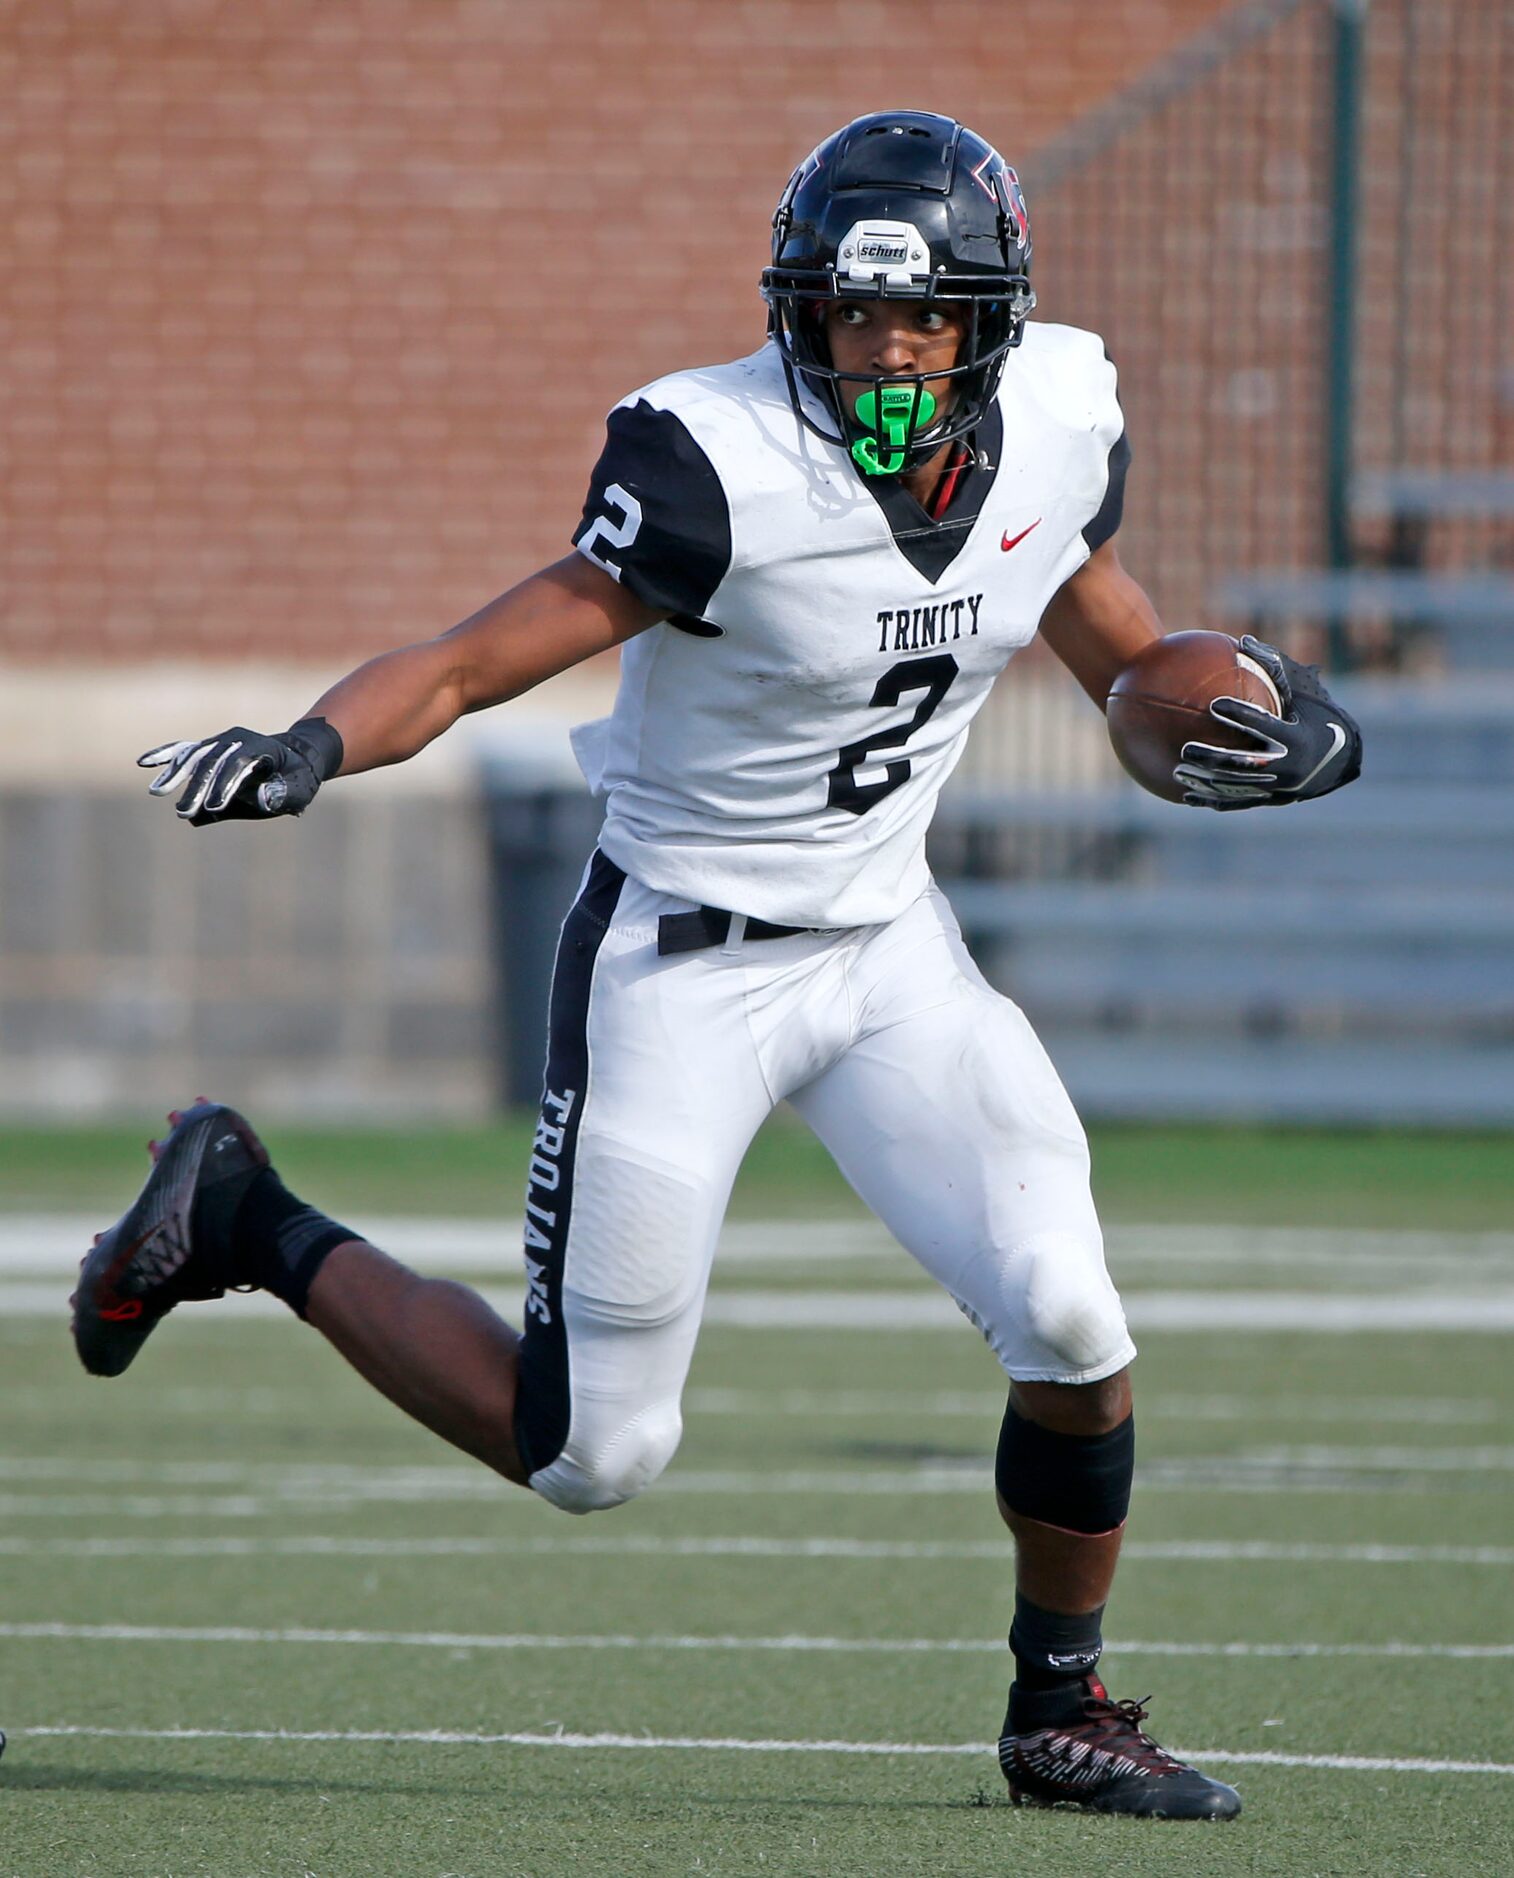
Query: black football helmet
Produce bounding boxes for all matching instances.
[761,110,1035,476]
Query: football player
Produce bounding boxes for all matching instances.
[78,111,1361,1819]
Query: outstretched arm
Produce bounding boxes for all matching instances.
[142,554,661,822]
[1037,539,1163,708]
[305,553,659,775]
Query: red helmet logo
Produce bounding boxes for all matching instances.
[1003,166,1031,252]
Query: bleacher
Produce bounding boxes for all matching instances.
[1216,571,1514,671]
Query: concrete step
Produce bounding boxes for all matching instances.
[1339,677,1514,784]
[944,882,1513,1031]
[935,778,1514,889]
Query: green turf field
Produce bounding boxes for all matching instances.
[2,1125,1512,1874]
[4,1111,1514,1227]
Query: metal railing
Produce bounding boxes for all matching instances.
[0,789,495,1120]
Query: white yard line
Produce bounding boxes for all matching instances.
[0,1459,515,1486]
[0,1621,1507,1660]
[1158,1444,1514,1472]
[1128,1540,1514,1565]
[0,1482,1475,1521]
[3,1443,1512,1489]
[1118,1292,1514,1332]
[700,1290,1514,1332]
[8,1209,1514,1299]
[0,1534,1509,1566]
[0,1495,282,1519]
[1136,1393,1498,1426]
[1,1442,1510,1519]
[8,1216,1514,1276]
[13,1722,1514,1779]
[681,1387,1499,1425]
[1109,1229,1514,1276]
[9,1279,1514,1329]
[5,1379,1497,1425]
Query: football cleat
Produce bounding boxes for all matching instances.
[999,1676,1241,1819]
[71,1102,269,1378]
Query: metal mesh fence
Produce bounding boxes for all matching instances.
[1353,0,1514,576]
[1036,0,1332,634]
[959,0,1512,788]
[0,786,494,1119]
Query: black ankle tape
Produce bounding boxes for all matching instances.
[232,1168,359,1319]
[265,1210,359,1318]
[996,1402,1134,1533]
[1009,1592,1106,1687]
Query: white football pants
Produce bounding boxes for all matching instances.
[515,851,1134,1514]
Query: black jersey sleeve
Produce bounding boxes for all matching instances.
[1082,345,1130,552]
[1082,429,1130,551]
[572,400,734,620]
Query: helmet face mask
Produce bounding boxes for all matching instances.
[761,112,1035,478]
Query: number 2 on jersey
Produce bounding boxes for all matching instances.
[578,482,644,579]
[827,654,960,815]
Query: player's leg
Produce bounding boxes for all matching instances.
[72,1103,537,1479]
[998,1367,1133,1611]
[788,887,1238,1819]
[506,866,774,1511]
[304,1240,531,1481]
[316,858,777,1512]
[788,892,1135,1618]
[75,855,774,1512]
[311,853,774,1512]
[77,1049,552,1484]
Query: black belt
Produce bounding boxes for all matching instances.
[657,907,815,957]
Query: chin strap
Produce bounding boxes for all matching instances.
[928,442,972,519]
[852,385,938,475]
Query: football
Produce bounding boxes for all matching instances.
[1105,631,1283,802]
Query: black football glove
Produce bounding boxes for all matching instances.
[138,717,343,827]
[1173,635,1362,812]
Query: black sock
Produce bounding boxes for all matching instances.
[217,1166,359,1319]
[1008,1592,1105,1717]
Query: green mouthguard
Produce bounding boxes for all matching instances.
[851,386,938,476]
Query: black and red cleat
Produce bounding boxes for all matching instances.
[71,1102,269,1377]
[998,1675,1241,1819]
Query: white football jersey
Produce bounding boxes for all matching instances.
[570,325,1127,927]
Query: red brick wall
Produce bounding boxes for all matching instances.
[2,0,1230,664]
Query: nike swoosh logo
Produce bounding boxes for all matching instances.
[1293,722,1348,793]
[1001,519,1041,553]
